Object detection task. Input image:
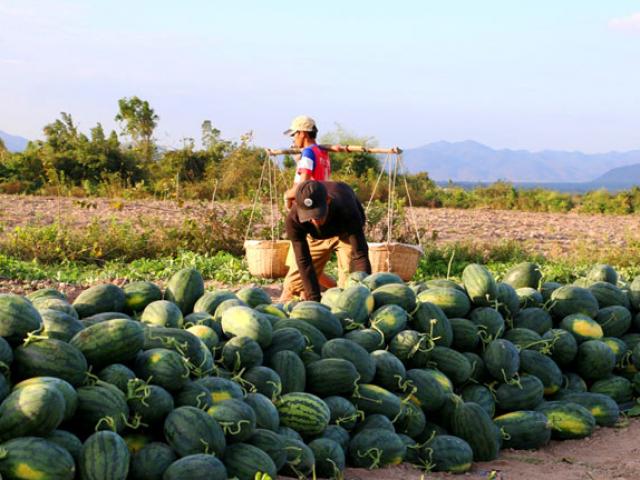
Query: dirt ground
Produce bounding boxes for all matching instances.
[1,194,639,258]
[2,194,640,479]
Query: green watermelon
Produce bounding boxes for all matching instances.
[0,437,75,480]
[164,268,205,314]
[79,431,130,480]
[72,284,126,318]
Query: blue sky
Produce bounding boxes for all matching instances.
[1,1,639,152]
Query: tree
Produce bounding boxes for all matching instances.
[320,124,381,177]
[115,96,159,165]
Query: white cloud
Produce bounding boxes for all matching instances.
[608,12,640,33]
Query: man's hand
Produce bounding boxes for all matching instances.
[284,190,295,210]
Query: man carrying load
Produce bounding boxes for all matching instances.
[281,179,371,302]
[280,115,335,300]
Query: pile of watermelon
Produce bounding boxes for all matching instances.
[0,262,639,479]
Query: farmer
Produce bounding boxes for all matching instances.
[280,180,371,302]
[281,115,336,298]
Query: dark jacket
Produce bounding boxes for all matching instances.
[286,181,371,301]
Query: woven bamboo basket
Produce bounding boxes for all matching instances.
[368,242,423,281]
[244,240,290,279]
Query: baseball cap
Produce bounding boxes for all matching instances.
[284,115,317,136]
[296,180,328,222]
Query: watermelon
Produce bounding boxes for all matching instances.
[483,338,520,381]
[269,350,306,393]
[221,306,273,348]
[460,384,495,417]
[127,381,175,426]
[309,438,346,478]
[321,338,376,383]
[514,307,553,335]
[535,401,595,440]
[519,350,563,396]
[576,340,616,381]
[332,285,374,325]
[428,346,472,386]
[372,283,417,311]
[495,374,545,411]
[244,392,280,432]
[344,328,385,352]
[371,349,407,391]
[164,268,205,314]
[394,400,427,438]
[0,293,42,343]
[123,281,163,313]
[70,318,144,368]
[39,308,84,342]
[349,428,406,468]
[351,384,402,420]
[79,431,130,480]
[276,392,330,436]
[306,358,357,396]
[550,286,599,320]
[186,324,219,351]
[222,336,263,372]
[587,264,619,285]
[412,301,453,347]
[193,290,237,315]
[134,348,190,391]
[503,262,543,289]
[542,328,578,367]
[450,317,480,352]
[370,304,408,340]
[13,376,78,422]
[462,263,498,306]
[595,306,632,338]
[241,366,282,398]
[247,429,287,471]
[0,437,75,480]
[207,399,257,442]
[559,313,603,343]
[164,453,227,480]
[451,400,500,461]
[263,327,306,360]
[72,284,126,318]
[324,395,360,431]
[417,287,471,318]
[13,338,87,386]
[0,384,65,441]
[236,286,271,308]
[589,281,629,308]
[590,375,633,403]
[290,301,343,339]
[560,392,620,427]
[164,406,226,457]
[140,300,184,328]
[496,282,521,319]
[469,307,505,342]
[405,368,453,412]
[494,410,551,450]
[223,443,278,480]
[74,381,130,434]
[362,272,403,290]
[45,430,83,462]
[197,377,244,404]
[421,435,474,473]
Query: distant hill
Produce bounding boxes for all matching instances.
[402,140,640,183]
[592,163,640,185]
[0,130,29,152]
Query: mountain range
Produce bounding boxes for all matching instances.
[402,140,640,184]
[0,130,29,152]
[1,130,639,187]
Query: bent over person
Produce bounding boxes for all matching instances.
[280,180,371,302]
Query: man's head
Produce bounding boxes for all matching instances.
[295,180,330,225]
[284,115,318,148]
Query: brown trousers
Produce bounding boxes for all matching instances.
[281,236,354,300]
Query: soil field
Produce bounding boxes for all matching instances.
[2,194,640,479]
[1,194,639,258]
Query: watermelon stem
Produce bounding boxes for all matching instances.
[499,426,512,441]
[95,415,117,432]
[199,438,211,454]
[357,447,383,469]
[0,447,7,459]
[124,412,148,430]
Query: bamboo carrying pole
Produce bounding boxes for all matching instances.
[265,145,402,156]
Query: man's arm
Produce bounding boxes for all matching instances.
[347,227,371,274]
[284,170,312,209]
